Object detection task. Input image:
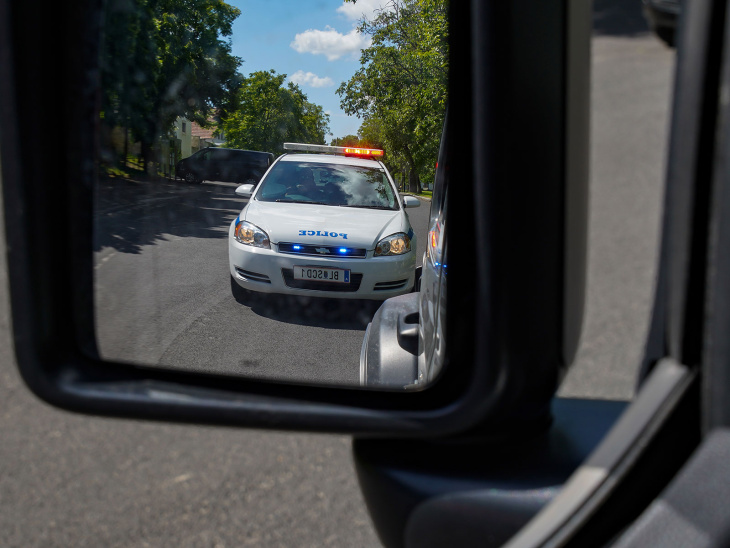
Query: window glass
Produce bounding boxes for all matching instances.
[94,0,445,389]
[257,162,397,209]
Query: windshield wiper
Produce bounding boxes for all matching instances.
[342,204,394,210]
[275,199,331,205]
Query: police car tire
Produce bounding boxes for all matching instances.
[230,275,249,302]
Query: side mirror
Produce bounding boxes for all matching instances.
[1,0,589,437]
[402,195,421,208]
[235,184,254,198]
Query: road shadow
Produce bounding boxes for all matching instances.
[94,177,245,254]
[593,0,651,38]
[233,287,382,331]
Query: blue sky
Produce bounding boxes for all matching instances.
[225,0,390,140]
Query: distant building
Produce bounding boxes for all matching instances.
[172,118,193,159]
[191,120,226,151]
[173,117,225,159]
[148,116,226,178]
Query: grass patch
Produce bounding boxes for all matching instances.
[101,156,175,181]
[101,157,146,179]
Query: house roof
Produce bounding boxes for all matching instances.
[190,121,216,139]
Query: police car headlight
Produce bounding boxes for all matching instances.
[234,220,270,248]
[374,233,411,256]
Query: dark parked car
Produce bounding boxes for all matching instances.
[175,147,274,185]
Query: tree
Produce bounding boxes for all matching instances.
[222,70,330,155]
[330,135,361,147]
[100,0,243,169]
[337,0,447,192]
[357,115,409,189]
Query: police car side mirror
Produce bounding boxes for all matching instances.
[234,184,254,198]
[402,195,420,208]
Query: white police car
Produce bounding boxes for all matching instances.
[229,143,420,300]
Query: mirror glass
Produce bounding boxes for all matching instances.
[94,0,448,388]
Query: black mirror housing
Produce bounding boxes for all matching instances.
[0,0,590,437]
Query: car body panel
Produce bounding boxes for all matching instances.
[360,115,449,388]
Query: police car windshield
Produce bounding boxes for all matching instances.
[256,161,398,210]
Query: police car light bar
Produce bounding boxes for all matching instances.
[283,142,384,159]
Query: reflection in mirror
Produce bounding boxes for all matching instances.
[94,0,448,389]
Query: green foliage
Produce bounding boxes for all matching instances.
[222,70,331,155]
[337,0,447,192]
[330,135,361,147]
[100,0,243,160]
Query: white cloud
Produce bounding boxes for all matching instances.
[336,0,394,22]
[289,71,335,88]
[290,26,371,61]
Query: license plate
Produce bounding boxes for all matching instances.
[293,266,350,283]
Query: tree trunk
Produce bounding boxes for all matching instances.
[403,145,421,193]
[408,169,420,194]
[123,126,129,169]
[141,140,153,176]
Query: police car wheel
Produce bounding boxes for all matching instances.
[230,275,250,302]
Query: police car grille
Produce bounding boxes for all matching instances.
[281,269,363,292]
[373,279,409,291]
[235,267,271,284]
[278,243,367,258]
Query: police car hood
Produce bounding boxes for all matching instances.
[244,200,406,248]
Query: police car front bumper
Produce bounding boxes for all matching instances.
[229,239,416,300]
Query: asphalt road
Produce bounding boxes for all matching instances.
[93,178,429,386]
[0,8,676,548]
